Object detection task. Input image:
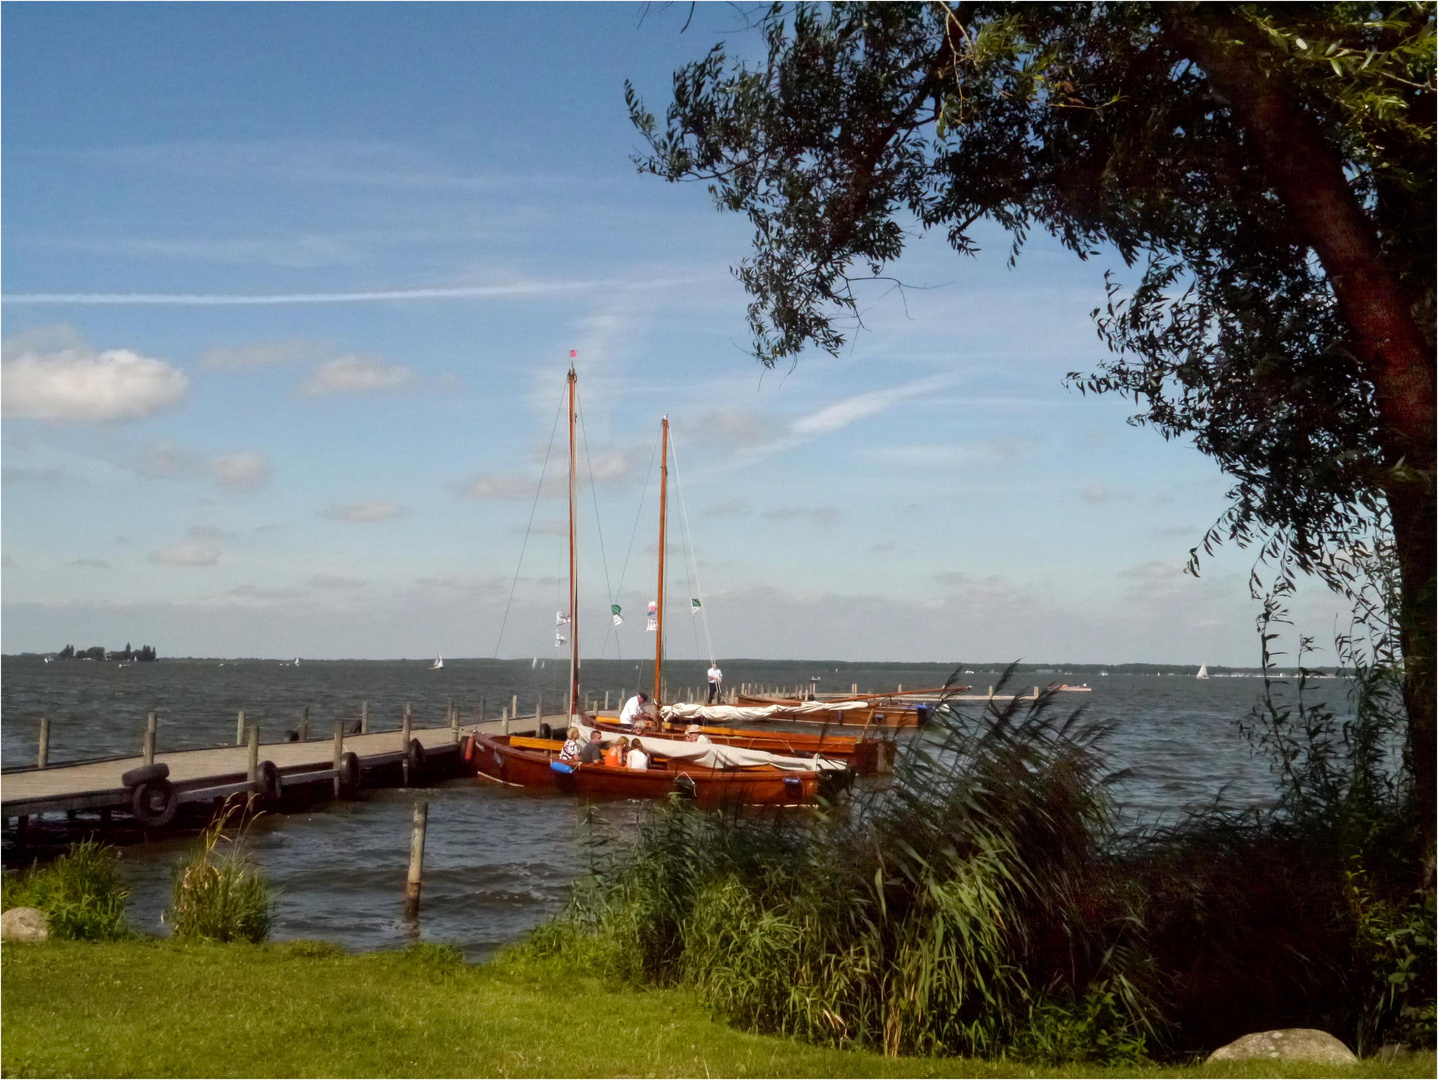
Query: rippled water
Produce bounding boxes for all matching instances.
[2,657,1350,958]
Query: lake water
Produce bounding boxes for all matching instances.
[1,657,1349,958]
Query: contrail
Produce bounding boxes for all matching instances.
[1,281,602,305]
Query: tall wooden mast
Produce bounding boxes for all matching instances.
[567,364,579,720]
[653,416,669,703]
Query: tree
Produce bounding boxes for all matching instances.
[627,2,1435,840]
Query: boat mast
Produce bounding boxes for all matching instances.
[567,364,579,720]
[654,415,669,703]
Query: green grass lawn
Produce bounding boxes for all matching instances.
[1,939,1432,1078]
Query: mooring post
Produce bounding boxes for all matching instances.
[450,704,460,744]
[143,712,157,765]
[333,722,344,799]
[361,700,369,735]
[404,800,429,919]
[235,709,246,746]
[988,686,994,699]
[401,705,413,786]
[299,705,310,742]
[247,724,260,785]
[511,694,518,727]
[37,718,50,769]
[501,706,509,735]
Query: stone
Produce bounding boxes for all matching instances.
[0,906,50,943]
[1206,1028,1357,1065]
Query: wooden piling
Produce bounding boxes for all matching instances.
[502,706,510,735]
[604,691,610,710]
[361,701,369,735]
[37,718,50,769]
[511,695,518,724]
[247,724,260,785]
[143,712,157,766]
[403,800,428,918]
[299,706,310,742]
[450,704,460,743]
[333,722,344,799]
[401,705,413,787]
[235,710,246,746]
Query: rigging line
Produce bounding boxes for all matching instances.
[575,389,620,659]
[492,384,567,659]
[672,447,702,662]
[668,431,716,665]
[606,431,659,662]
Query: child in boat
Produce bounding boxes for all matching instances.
[559,726,583,761]
[605,736,629,768]
[626,739,649,770]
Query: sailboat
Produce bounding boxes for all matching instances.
[1196,664,1210,680]
[467,380,842,804]
[432,654,444,670]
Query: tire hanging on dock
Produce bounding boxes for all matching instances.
[255,759,282,801]
[130,777,178,827]
[405,739,426,780]
[339,751,362,792]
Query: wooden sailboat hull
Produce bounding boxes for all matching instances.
[734,695,929,729]
[465,734,830,806]
[591,718,882,774]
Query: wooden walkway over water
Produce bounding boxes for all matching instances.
[1,713,564,828]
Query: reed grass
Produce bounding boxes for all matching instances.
[0,839,130,941]
[527,667,1435,1064]
[166,799,272,943]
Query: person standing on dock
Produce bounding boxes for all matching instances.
[619,691,649,727]
[707,662,723,704]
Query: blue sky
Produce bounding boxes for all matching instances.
[1,3,1349,664]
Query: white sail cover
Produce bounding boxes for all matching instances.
[576,722,845,773]
[661,701,874,724]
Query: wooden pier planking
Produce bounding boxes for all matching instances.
[1,714,571,821]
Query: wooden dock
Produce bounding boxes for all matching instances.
[1,713,568,828]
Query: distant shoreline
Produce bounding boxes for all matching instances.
[0,653,1346,677]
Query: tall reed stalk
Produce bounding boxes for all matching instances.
[167,798,272,944]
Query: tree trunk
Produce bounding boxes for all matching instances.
[1172,11,1437,850]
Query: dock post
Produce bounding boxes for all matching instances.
[37,718,50,769]
[404,800,428,919]
[333,722,344,799]
[235,710,246,746]
[401,705,413,786]
[299,706,310,742]
[534,696,541,730]
[247,725,260,785]
[361,701,369,735]
[450,704,460,744]
[511,695,518,727]
[987,686,994,699]
[502,707,509,735]
[144,712,157,766]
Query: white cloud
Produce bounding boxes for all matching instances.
[201,339,318,369]
[458,471,563,499]
[151,542,220,567]
[790,375,947,437]
[763,505,843,527]
[307,573,368,590]
[213,452,272,492]
[321,501,407,522]
[1080,483,1112,504]
[705,498,751,518]
[866,439,1041,470]
[301,357,414,396]
[67,557,111,569]
[2,466,79,487]
[2,328,187,422]
[134,442,271,493]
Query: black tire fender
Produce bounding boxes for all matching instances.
[255,759,282,801]
[339,751,362,791]
[121,762,170,788]
[406,739,426,776]
[131,778,178,827]
[538,723,552,740]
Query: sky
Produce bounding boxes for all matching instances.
[1,3,1352,665]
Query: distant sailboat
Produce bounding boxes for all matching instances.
[1196,664,1210,680]
[294,657,300,667]
[432,654,444,670]
[532,657,538,669]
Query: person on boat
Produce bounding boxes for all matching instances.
[605,736,629,768]
[684,723,712,745]
[618,691,649,727]
[707,662,723,704]
[559,726,583,761]
[578,729,605,764]
[626,739,649,770]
